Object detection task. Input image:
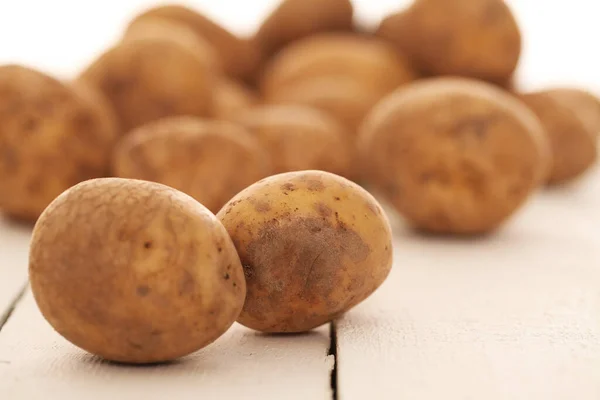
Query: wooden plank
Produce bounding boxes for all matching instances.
[0,290,333,399]
[0,216,31,326]
[336,167,600,400]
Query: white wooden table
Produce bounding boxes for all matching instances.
[1,1,600,399]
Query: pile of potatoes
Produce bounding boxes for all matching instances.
[0,0,598,364]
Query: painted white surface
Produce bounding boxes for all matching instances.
[337,167,600,400]
[0,217,31,322]
[0,291,333,399]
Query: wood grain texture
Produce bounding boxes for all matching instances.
[0,290,333,399]
[336,167,600,400]
[0,216,31,326]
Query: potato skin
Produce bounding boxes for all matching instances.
[30,178,246,364]
[520,90,598,184]
[261,33,415,98]
[129,5,260,81]
[112,117,271,213]
[360,77,549,235]
[217,170,393,333]
[255,0,354,57]
[377,0,521,82]
[545,88,600,137]
[233,105,352,176]
[79,38,214,132]
[0,65,118,221]
[213,78,259,120]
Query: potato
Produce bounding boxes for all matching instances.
[213,78,259,120]
[520,89,598,184]
[233,105,352,176]
[0,65,118,221]
[268,77,381,140]
[112,117,271,213]
[128,5,260,81]
[255,0,354,57]
[79,37,214,132]
[30,178,246,364]
[217,170,393,333]
[122,16,220,72]
[377,0,521,83]
[545,88,600,137]
[360,77,549,235]
[261,33,415,97]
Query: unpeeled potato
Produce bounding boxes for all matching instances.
[0,65,118,221]
[30,178,246,364]
[112,117,271,213]
[217,170,393,333]
[128,5,260,81]
[213,78,259,120]
[255,0,354,57]
[520,89,598,184]
[233,104,352,176]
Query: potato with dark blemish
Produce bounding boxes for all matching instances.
[360,77,550,235]
[261,33,415,98]
[0,65,118,221]
[127,5,261,81]
[255,0,354,58]
[217,170,393,333]
[233,104,352,177]
[78,36,214,132]
[376,0,521,83]
[30,178,246,364]
[112,117,271,213]
[520,89,599,184]
[213,78,259,120]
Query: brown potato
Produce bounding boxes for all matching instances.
[0,65,118,221]
[233,104,352,176]
[261,33,415,97]
[255,0,354,57]
[112,117,271,213]
[377,0,521,83]
[30,178,246,364]
[520,89,598,184]
[360,77,549,235]
[128,5,260,81]
[546,88,600,137]
[217,170,393,333]
[213,78,259,120]
[79,38,214,132]
[122,16,220,72]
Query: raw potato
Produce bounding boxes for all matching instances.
[255,0,354,57]
[129,5,260,81]
[520,89,598,184]
[112,117,271,213]
[30,178,246,364]
[213,78,259,120]
[261,33,415,97]
[360,77,549,235]
[122,16,220,72]
[217,170,393,333]
[233,105,352,176]
[377,0,521,82]
[545,88,600,137]
[0,65,118,221]
[79,38,214,132]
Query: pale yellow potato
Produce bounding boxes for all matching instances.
[79,37,214,132]
[0,65,118,221]
[213,78,259,120]
[30,178,246,364]
[128,5,261,81]
[377,0,521,83]
[255,0,354,57]
[217,170,393,333]
[360,77,550,235]
[521,89,598,185]
[261,33,415,98]
[112,117,271,213]
[233,104,352,176]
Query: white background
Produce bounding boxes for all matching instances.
[0,0,597,92]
